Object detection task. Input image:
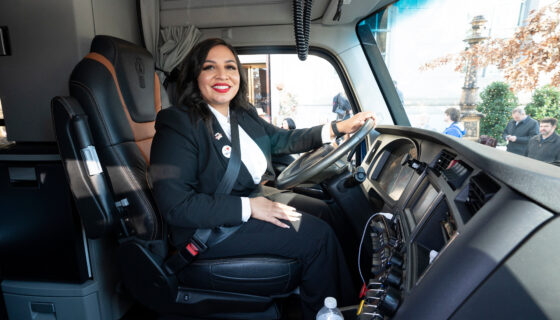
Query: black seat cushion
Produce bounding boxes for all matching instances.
[179,256,301,297]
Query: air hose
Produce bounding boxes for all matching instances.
[293,0,313,61]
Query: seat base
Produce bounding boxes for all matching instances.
[122,299,284,320]
[118,241,300,319]
[179,256,301,297]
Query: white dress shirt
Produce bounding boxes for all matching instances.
[208,105,333,222]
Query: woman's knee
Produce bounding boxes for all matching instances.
[299,214,338,247]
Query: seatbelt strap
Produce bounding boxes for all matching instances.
[215,109,242,195]
[188,109,243,247]
[165,109,243,274]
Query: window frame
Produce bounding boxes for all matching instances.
[356,5,411,126]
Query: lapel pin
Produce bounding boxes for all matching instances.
[214,132,223,140]
[222,145,231,158]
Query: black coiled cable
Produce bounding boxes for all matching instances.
[293,0,313,61]
[303,0,312,52]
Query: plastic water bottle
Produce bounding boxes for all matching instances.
[316,297,344,320]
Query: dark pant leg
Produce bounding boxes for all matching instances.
[262,186,361,297]
[187,213,354,319]
[261,186,348,245]
[260,186,335,223]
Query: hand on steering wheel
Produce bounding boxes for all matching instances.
[276,112,377,189]
[331,112,377,138]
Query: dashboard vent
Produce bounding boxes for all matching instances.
[433,149,456,175]
[442,161,472,190]
[466,173,500,214]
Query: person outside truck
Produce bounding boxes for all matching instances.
[502,107,539,155]
[526,117,560,165]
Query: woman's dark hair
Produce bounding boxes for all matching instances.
[176,38,249,130]
[445,107,461,122]
[283,117,296,130]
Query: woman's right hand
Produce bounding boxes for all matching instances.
[249,197,302,228]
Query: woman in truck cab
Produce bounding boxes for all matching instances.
[149,38,376,318]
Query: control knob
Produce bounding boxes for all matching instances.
[379,286,401,316]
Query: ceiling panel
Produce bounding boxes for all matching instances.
[162,0,286,10]
[160,0,330,28]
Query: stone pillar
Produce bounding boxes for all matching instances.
[459,15,487,140]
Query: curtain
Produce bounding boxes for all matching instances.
[139,0,201,106]
[159,25,200,73]
[140,0,160,67]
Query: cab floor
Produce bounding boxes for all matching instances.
[120,295,305,320]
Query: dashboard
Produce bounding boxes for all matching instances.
[346,126,560,320]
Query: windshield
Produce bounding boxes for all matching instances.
[358,0,560,167]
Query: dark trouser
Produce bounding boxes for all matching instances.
[190,187,356,319]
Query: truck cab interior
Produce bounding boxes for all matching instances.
[1,0,559,320]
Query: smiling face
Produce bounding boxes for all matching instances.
[197,45,240,110]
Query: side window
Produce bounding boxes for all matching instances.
[238,54,352,129]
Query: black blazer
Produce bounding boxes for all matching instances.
[502,116,539,155]
[149,105,324,246]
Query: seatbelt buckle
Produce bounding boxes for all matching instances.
[164,235,210,275]
[179,235,208,261]
[171,241,200,269]
[189,235,208,254]
[185,243,199,256]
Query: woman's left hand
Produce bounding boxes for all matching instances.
[337,112,376,135]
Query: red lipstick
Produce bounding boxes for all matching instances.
[212,83,231,93]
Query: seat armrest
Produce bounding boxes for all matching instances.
[51,96,116,238]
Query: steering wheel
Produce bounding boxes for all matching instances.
[276,119,374,189]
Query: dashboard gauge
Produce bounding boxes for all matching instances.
[374,139,418,201]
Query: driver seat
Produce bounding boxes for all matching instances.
[51,35,301,319]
